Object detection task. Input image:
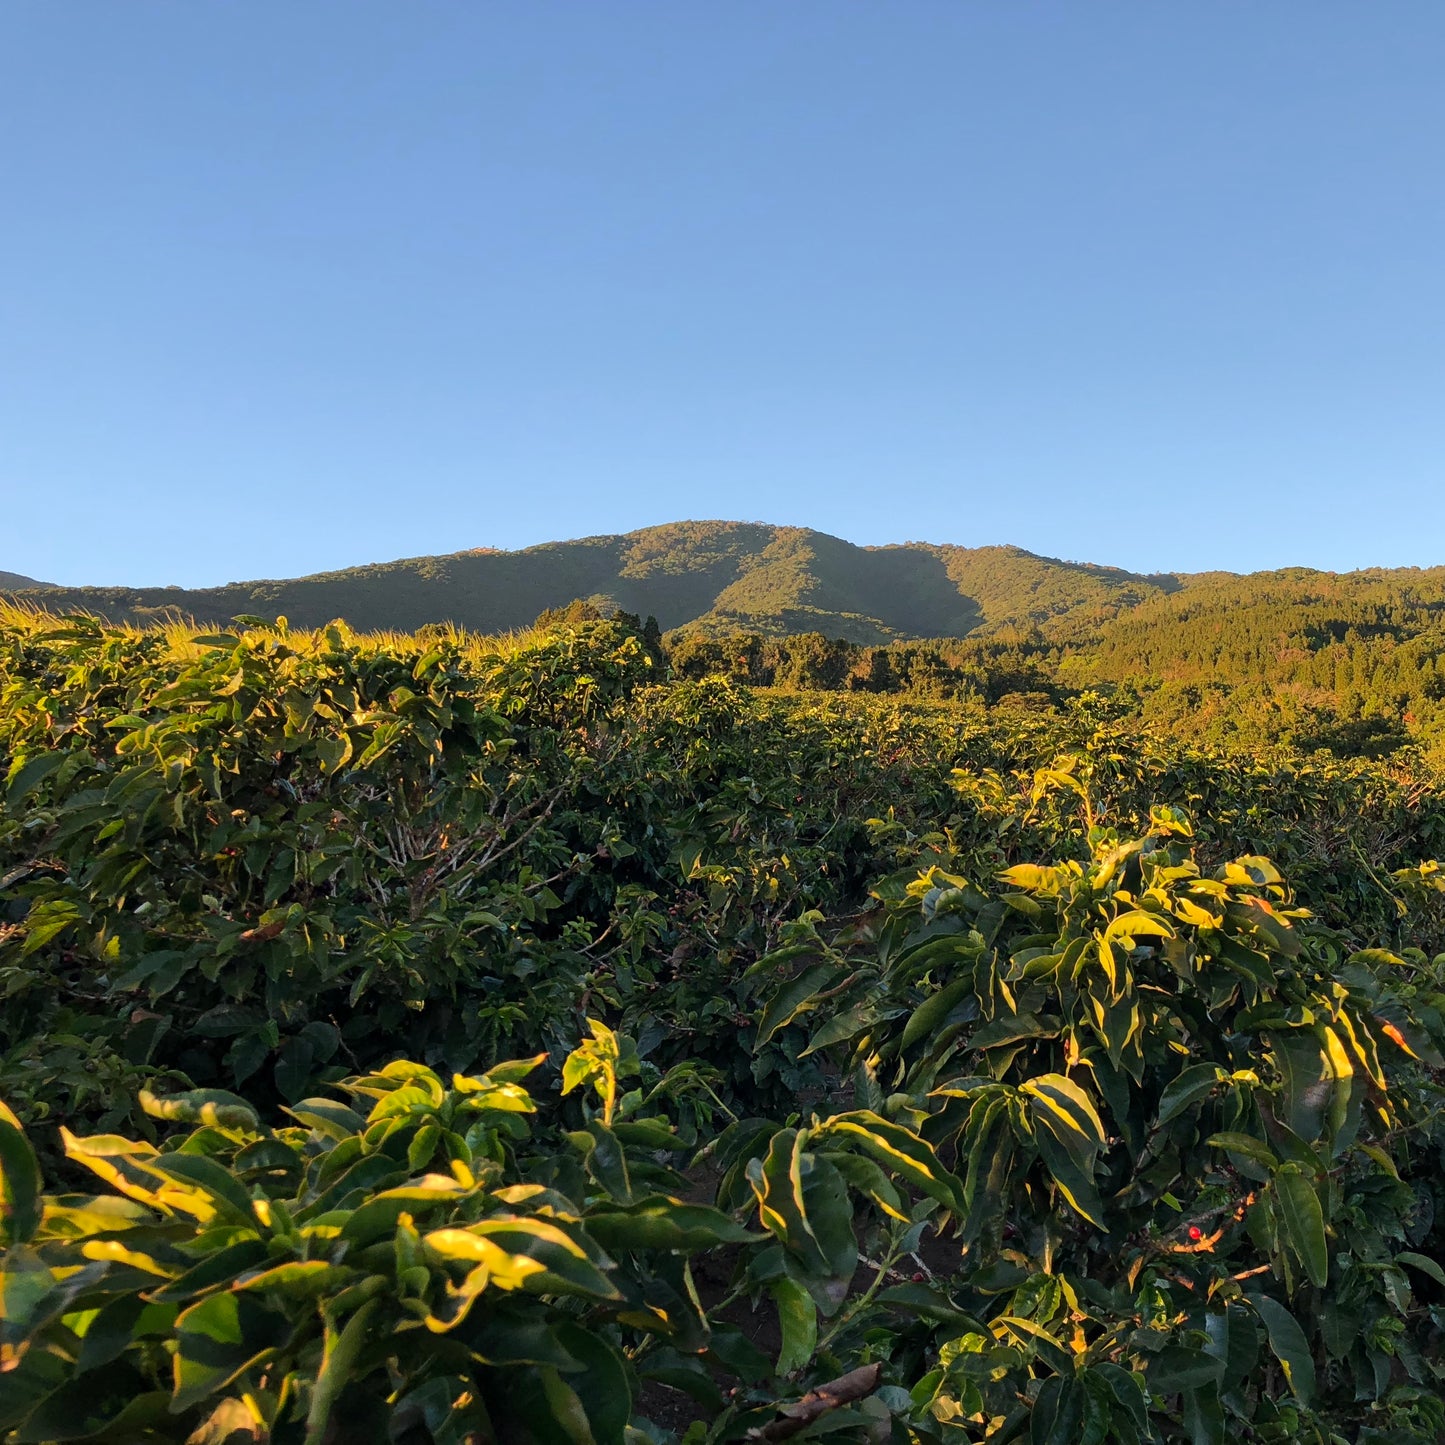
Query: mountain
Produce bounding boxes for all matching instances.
[5,524,1442,679]
[0,522,1181,643]
[0,570,49,590]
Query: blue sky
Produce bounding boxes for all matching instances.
[3,4,1443,587]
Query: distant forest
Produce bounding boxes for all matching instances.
[665,572,1445,766]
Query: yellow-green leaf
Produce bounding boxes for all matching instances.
[0,1112,42,1248]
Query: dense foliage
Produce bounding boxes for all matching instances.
[3,606,1445,1443]
[746,808,1445,1441]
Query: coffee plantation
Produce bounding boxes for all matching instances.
[3,605,1445,1443]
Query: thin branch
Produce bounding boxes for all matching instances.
[750,1364,884,1441]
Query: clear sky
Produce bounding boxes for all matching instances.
[3,4,1443,587]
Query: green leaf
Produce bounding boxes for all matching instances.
[282,1098,367,1141]
[457,1317,581,1374]
[741,943,824,983]
[1155,1064,1226,1129]
[561,1020,623,1122]
[14,1374,171,1443]
[1021,1074,1106,1159]
[510,1366,599,1445]
[6,752,65,804]
[969,1012,1058,1052]
[1146,1345,1219,1394]
[313,732,353,776]
[756,962,847,1046]
[1032,1126,1106,1227]
[407,1121,442,1173]
[1093,1361,1148,1435]
[20,901,84,955]
[1395,1251,1445,1288]
[638,1350,724,1413]
[1202,1304,1258,1392]
[145,1153,261,1229]
[579,1121,632,1205]
[997,863,1067,892]
[172,1290,291,1411]
[746,1132,856,1311]
[340,1177,471,1248]
[59,1130,187,1214]
[901,978,975,1051]
[706,1325,773,1384]
[550,1324,631,1445]
[801,999,892,1058]
[609,1118,678,1150]
[0,1112,42,1248]
[274,1036,318,1102]
[1,1248,70,1350]
[585,1197,759,1252]
[822,1151,909,1222]
[1248,1293,1316,1404]
[1149,805,1194,838]
[814,1111,966,1216]
[1273,1164,1328,1288]
[1205,1132,1279,1168]
[75,1296,178,1373]
[468,1053,547,1086]
[1029,1372,1081,1444]
[0,1321,69,1424]
[391,1377,493,1445]
[305,1295,383,1445]
[149,1239,270,1304]
[1180,1381,1225,1445]
[1102,910,1175,944]
[235,1261,356,1300]
[1269,1028,1331,1141]
[458,1217,620,1300]
[771,1277,817,1376]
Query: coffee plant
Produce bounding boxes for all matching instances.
[3,605,1445,1442]
[746,784,1445,1441]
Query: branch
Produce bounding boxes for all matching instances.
[750,1364,883,1441]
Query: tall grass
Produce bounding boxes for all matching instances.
[0,599,555,667]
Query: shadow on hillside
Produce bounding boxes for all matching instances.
[804,536,984,638]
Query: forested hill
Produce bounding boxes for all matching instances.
[662,561,1445,764]
[5,528,1443,725]
[1083,567,1445,684]
[1,521,1175,641]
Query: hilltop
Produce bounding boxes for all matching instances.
[0,521,1180,642]
[0,569,49,590]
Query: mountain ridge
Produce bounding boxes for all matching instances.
[3,520,1438,649]
[0,520,1188,642]
[0,570,49,591]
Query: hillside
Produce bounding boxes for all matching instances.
[0,569,48,590]
[1,520,1178,642]
[1080,565,1445,682]
[5,528,1442,738]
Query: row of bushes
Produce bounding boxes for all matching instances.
[5,809,1445,1441]
[3,610,1445,1439]
[3,611,1442,1129]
